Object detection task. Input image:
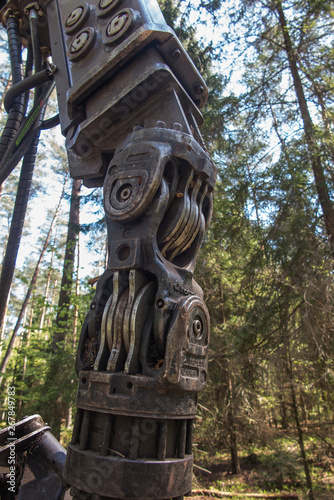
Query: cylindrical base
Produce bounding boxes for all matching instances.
[65,445,193,499]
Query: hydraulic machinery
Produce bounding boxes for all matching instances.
[0,1,217,498]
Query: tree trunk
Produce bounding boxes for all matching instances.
[280,394,289,430]
[38,245,56,336]
[0,189,63,387]
[275,0,334,253]
[288,359,315,500]
[280,302,314,500]
[46,178,81,440]
[0,303,8,359]
[17,295,34,413]
[51,178,81,350]
[72,231,80,349]
[227,370,241,474]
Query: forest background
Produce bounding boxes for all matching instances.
[0,1,333,499]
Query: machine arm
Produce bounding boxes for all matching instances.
[0,1,216,499]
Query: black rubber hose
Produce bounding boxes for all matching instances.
[25,43,34,78]
[0,14,49,332]
[29,10,42,73]
[29,11,59,130]
[4,69,54,113]
[0,93,48,333]
[7,16,22,86]
[0,81,55,185]
[0,132,44,334]
[41,114,60,129]
[0,17,25,165]
[22,44,34,118]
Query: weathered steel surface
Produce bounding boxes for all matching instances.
[0,1,216,498]
[0,415,67,500]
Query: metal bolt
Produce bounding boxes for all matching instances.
[196,85,205,95]
[100,0,118,9]
[193,318,203,338]
[156,299,165,309]
[116,183,133,202]
[171,48,181,60]
[107,12,129,37]
[173,122,182,131]
[24,2,39,15]
[133,125,142,132]
[120,187,132,201]
[70,31,89,54]
[66,7,84,28]
[155,120,166,128]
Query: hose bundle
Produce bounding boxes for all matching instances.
[0,10,57,332]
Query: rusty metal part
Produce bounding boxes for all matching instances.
[0,1,216,498]
[17,431,67,499]
[0,414,50,466]
[68,123,215,498]
[0,0,208,181]
[0,415,67,500]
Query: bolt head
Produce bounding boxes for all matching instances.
[100,0,117,8]
[70,31,89,54]
[193,318,203,338]
[155,120,166,128]
[66,6,83,28]
[120,187,132,201]
[107,12,128,37]
[173,122,182,131]
[156,299,165,309]
[171,48,181,60]
[196,85,205,95]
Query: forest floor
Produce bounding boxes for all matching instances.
[190,430,334,500]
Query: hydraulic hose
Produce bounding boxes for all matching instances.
[0,16,25,165]
[0,81,55,185]
[7,16,22,85]
[29,9,42,74]
[41,114,60,130]
[0,12,49,334]
[0,88,49,333]
[22,44,34,117]
[4,69,54,113]
[29,8,59,130]
[0,116,47,334]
